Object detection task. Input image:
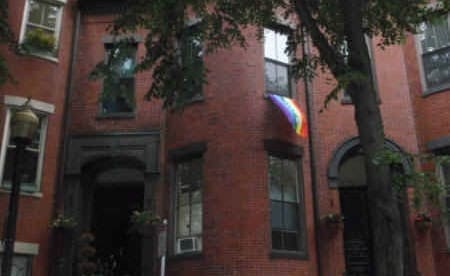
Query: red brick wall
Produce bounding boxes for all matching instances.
[309,37,423,275]
[403,33,450,276]
[0,1,77,275]
[69,13,162,135]
[163,27,318,275]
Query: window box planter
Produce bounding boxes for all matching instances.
[21,29,56,56]
[322,213,344,232]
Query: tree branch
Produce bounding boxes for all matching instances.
[291,0,347,77]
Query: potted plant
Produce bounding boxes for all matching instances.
[414,212,432,232]
[49,213,77,230]
[323,212,345,224]
[77,233,97,276]
[21,28,55,54]
[322,212,345,232]
[129,210,161,234]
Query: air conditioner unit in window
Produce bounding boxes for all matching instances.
[177,237,198,253]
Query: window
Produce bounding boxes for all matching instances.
[0,255,32,276]
[100,44,136,115]
[2,113,46,192]
[417,15,450,92]
[264,28,292,97]
[0,96,53,194]
[20,0,64,57]
[174,158,203,254]
[269,155,304,253]
[180,25,203,101]
[440,163,450,248]
[0,241,38,276]
[341,37,378,104]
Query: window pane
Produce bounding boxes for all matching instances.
[264,29,277,60]
[3,147,15,182]
[269,156,282,200]
[22,151,38,184]
[264,29,289,63]
[0,255,32,276]
[190,203,202,235]
[422,50,450,90]
[275,64,290,97]
[28,1,44,25]
[188,158,203,189]
[3,149,39,189]
[102,78,134,113]
[265,60,278,94]
[421,17,450,53]
[283,160,298,202]
[276,32,289,63]
[102,45,136,114]
[284,202,299,231]
[271,230,283,250]
[181,26,203,98]
[283,231,299,251]
[175,157,203,244]
[42,4,59,29]
[271,200,283,229]
[177,205,190,236]
[177,191,189,206]
[191,190,202,204]
[443,165,450,215]
[443,165,450,185]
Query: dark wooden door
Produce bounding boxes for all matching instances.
[92,186,144,276]
[340,188,373,276]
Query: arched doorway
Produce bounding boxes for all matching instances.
[81,159,146,276]
[328,138,412,276]
[338,147,373,275]
[60,133,160,276]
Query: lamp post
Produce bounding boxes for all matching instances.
[1,108,39,276]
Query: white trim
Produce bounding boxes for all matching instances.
[0,189,43,198]
[4,95,55,114]
[0,241,39,255]
[0,109,12,192]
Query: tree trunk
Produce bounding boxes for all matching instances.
[343,1,405,273]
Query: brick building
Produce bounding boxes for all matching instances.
[0,0,449,276]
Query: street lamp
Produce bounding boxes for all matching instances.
[1,107,39,276]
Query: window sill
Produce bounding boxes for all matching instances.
[341,93,353,105]
[186,94,204,105]
[0,189,43,198]
[264,92,292,99]
[17,49,59,63]
[270,250,308,260]
[422,84,450,97]
[168,252,203,261]
[96,112,136,120]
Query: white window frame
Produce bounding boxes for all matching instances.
[415,12,450,94]
[18,0,66,59]
[263,27,294,98]
[0,241,39,276]
[0,96,55,195]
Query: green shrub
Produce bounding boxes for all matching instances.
[22,28,55,53]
